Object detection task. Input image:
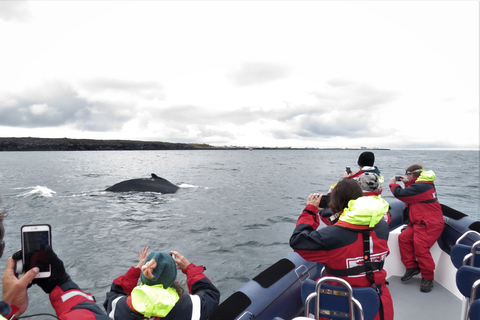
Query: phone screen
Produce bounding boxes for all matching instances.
[21,225,51,278]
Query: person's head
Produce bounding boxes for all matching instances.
[357,172,380,193]
[329,178,363,214]
[140,251,177,288]
[357,151,375,168]
[405,164,423,181]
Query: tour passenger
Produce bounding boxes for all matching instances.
[290,178,394,320]
[346,151,384,195]
[104,247,220,320]
[0,208,110,319]
[389,164,444,293]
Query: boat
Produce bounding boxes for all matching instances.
[209,198,480,320]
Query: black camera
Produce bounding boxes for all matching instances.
[319,195,331,208]
[346,166,351,174]
[395,176,402,181]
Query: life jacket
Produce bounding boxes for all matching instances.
[326,196,389,320]
[131,284,180,318]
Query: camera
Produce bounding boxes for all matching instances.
[395,176,402,181]
[319,195,331,208]
[346,166,351,174]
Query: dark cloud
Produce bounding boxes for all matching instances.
[0,82,129,131]
[229,61,290,86]
[0,1,32,22]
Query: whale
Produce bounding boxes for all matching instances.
[105,173,179,193]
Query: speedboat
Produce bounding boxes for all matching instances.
[209,198,480,320]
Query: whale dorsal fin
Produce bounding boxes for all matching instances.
[151,173,159,179]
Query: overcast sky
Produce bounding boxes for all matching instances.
[0,1,478,149]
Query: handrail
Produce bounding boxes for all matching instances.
[314,276,359,320]
[456,231,480,245]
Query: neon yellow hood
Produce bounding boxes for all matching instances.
[417,170,436,182]
[131,284,179,318]
[339,196,389,227]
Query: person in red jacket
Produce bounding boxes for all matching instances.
[1,247,110,319]
[0,206,111,320]
[389,164,444,293]
[290,178,393,320]
[103,247,220,320]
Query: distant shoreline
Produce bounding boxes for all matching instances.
[0,137,390,151]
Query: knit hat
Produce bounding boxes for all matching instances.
[357,152,375,167]
[140,251,177,288]
[357,172,379,192]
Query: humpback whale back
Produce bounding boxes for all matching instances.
[105,173,179,193]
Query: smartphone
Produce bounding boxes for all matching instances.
[319,195,331,208]
[395,176,402,181]
[21,224,51,278]
[346,166,351,174]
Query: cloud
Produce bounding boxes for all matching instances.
[0,1,32,22]
[0,82,130,131]
[229,62,290,86]
[81,78,164,100]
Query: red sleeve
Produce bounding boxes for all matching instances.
[113,267,141,295]
[182,263,208,293]
[5,303,20,319]
[296,204,320,229]
[49,284,106,319]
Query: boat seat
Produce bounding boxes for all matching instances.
[456,265,480,320]
[451,243,480,268]
[451,231,480,268]
[300,277,380,320]
[469,299,480,320]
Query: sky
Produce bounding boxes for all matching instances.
[0,1,478,150]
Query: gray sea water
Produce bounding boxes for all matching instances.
[0,149,478,317]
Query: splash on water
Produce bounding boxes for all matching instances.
[16,186,56,198]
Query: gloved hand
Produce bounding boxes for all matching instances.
[32,245,71,294]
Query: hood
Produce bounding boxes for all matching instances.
[339,196,389,228]
[131,284,180,318]
[416,170,436,182]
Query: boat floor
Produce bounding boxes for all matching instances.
[388,275,462,319]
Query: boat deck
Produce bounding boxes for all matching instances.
[388,274,462,319]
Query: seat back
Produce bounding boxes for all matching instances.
[456,265,480,319]
[456,266,480,299]
[469,299,480,320]
[301,277,380,320]
[451,239,480,269]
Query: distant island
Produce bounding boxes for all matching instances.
[0,137,389,151]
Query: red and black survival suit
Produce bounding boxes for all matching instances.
[290,197,394,320]
[0,280,109,320]
[389,170,444,281]
[103,263,220,320]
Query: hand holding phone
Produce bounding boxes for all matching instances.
[21,224,52,278]
[346,166,352,174]
[32,245,72,294]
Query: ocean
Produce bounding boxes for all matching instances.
[0,149,478,316]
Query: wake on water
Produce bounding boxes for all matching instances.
[13,184,204,200]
